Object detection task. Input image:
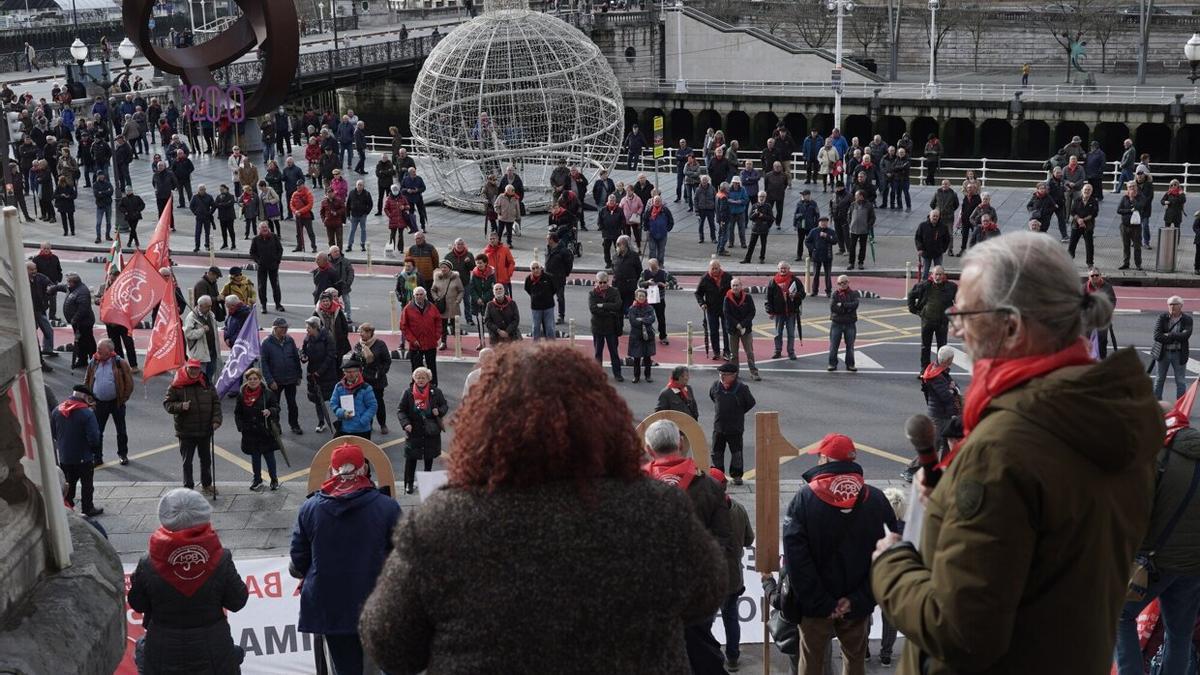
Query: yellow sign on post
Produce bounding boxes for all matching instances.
[652,115,664,159]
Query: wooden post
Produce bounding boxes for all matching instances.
[755,411,801,675]
[905,261,913,296]
[389,293,399,332]
[804,256,812,296]
[686,320,694,367]
[453,316,462,358]
[569,317,576,348]
[366,242,373,273]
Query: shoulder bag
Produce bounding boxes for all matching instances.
[1128,452,1200,601]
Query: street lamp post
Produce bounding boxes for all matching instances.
[1186,33,1200,84]
[926,0,939,98]
[826,0,853,131]
[332,0,340,52]
[69,38,87,92]
[673,0,686,93]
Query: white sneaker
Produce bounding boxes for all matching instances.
[315,423,326,433]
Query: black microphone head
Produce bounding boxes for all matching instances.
[905,414,936,449]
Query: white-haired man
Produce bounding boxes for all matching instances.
[872,231,1164,673]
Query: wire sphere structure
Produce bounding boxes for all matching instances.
[409,0,624,212]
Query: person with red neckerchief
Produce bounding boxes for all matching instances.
[871,231,1164,675]
[128,488,248,673]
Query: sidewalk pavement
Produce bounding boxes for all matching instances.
[19,142,1199,286]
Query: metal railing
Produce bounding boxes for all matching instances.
[624,78,1200,104]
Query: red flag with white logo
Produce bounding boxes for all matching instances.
[144,195,173,269]
[99,250,170,331]
[143,280,186,381]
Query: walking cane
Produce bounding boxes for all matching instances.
[209,435,219,499]
[702,312,710,359]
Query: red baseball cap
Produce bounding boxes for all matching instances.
[708,467,727,486]
[184,358,202,370]
[809,433,857,462]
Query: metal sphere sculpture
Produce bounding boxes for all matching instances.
[409,0,624,212]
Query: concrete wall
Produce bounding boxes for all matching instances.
[593,21,662,82]
[665,10,875,84]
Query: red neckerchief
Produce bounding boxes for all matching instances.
[92,350,115,363]
[774,272,794,288]
[940,338,1093,469]
[808,471,866,509]
[148,524,224,598]
[530,270,543,282]
[341,374,366,392]
[318,299,343,314]
[725,289,747,306]
[170,368,206,389]
[471,265,494,280]
[412,382,430,411]
[320,459,375,497]
[453,243,469,256]
[36,250,53,257]
[1086,279,1104,294]
[645,455,698,491]
[650,203,663,220]
[317,260,331,271]
[606,204,619,212]
[667,378,688,400]
[632,300,649,309]
[491,296,510,308]
[56,398,90,418]
[242,384,263,408]
[1169,186,1183,196]
[920,362,950,382]
[593,285,608,296]
[707,270,725,286]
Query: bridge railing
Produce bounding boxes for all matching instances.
[214,34,443,88]
[624,78,1200,104]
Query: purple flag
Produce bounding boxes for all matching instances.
[216,309,261,397]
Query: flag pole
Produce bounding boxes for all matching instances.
[3,205,73,568]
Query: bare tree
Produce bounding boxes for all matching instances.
[1087,0,1124,73]
[849,7,886,62]
[959,8,987,72]
[761,1,789,35]
[917,1,958,81]
[1030,0,1109,83]
[791,0,835,49]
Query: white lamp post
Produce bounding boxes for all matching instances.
[674,0,686,93]
[926,0,939,98]
[1186,33,1200,84]
[118,37,136,91]
[827,0,853,131]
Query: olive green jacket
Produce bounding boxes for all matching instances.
[871,348,1163,674]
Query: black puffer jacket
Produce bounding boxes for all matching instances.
[127,549,248,675]
[163,381,223,439]
[234,385,279,454]
[588,286,623,336]
[694,271,732,310]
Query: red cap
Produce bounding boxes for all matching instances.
[809,433,857,462]
[708,467,727,486]
[184,358,202,369]
[330,443,364,474]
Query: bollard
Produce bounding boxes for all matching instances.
[686,321,694,367]
[453,316,462,358]
[533,247,541,266]
[366,243,373,273]
[389,293,399,332]
[905,261,912,296]
[804,256,812,294]
[209,247,215,269]
[569,318,576,348]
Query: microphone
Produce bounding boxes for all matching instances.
[905,414,942,489]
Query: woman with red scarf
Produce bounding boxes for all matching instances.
[234,368,281,491]
[128,488,248,673]
[626,288,657,383]
[396,367,448,494]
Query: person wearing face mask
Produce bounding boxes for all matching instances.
[330,358,377,439]
[395,367,449,495]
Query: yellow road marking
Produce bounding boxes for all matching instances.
[95,442,179,471]
[740,441,908,482]
[213,445,255,475]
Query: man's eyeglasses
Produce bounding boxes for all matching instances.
[945,306,1013,328]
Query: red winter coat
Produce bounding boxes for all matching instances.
[384,194,411,230]
[484,243,516,284]
[399,300,443,350]
[304,143,322,164]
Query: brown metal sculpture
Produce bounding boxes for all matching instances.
[122,0,299,117]
[754,411,802,675]
[306,436,398,498]
[636,410,710,472]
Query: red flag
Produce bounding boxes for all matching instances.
[1164,378,1200,445]
[143,280,186,381]
[144,194,173,269]
[100,251,170,331]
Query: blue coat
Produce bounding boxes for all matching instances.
[290,489,401,634]
[643,206,675,240]
[336,121,355,145]
[831,135,849,160]
[330,381,378,434]
[793,199,820,232]
[802,134,824,161]
[805,226,839,263]
[727,186,750,215]
[400,175,426,202]
[224,303,252,347]
[51,402,101,465]
[260,334,303,386]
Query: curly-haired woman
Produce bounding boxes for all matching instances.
[360,343,727,673]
